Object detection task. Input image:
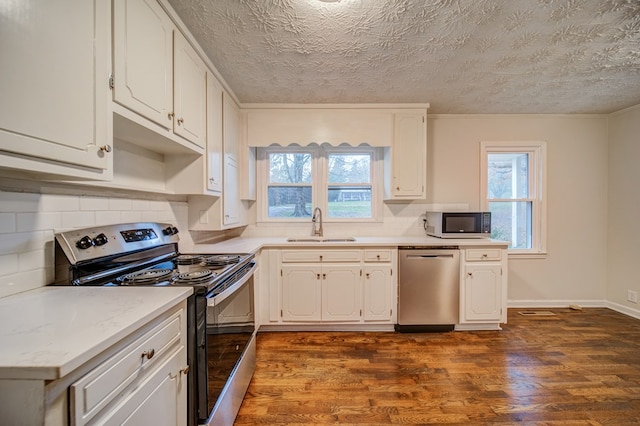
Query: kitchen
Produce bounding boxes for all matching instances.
[1,0,640,425]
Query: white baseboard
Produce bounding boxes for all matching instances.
[508,299,607,309]
[605,301,640,320]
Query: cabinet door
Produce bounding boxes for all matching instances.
[390,112,426,198]
[281,265,322,321]
[223,94,241,227]
[113,0,174,129]
[96,349,186,426]
[0,0,111,175]
[206,74,223,194]
[363,265,393,321]
[322,265,362,321]
[463,264,502,321]
[173,31,206,148]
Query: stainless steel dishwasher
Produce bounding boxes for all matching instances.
[395,246,460,332]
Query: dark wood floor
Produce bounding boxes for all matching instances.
[235,308,640,425]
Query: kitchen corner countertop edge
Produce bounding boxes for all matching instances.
[191,236,510,255]
[0,286,192,381]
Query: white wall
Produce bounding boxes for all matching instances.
[0,181,192,298]
[607,105,640,315]
[429,115,609,305]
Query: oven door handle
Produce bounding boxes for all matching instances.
[207,261,257,306]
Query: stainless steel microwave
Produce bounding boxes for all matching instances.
[425,211,491,238]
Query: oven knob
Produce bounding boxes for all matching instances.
[76,236,94,250]
[93,233,108,246]
[163,226,179,236]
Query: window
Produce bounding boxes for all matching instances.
[480,141,547,256]
[259,145,379,222]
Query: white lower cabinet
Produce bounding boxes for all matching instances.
[70,304,188,426]
[281,265,321,321]
[363,265,393,321]
[459,248,508,327]
[281,264,361,322]
[274,248,397,327]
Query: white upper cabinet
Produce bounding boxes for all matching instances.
[113,0,173,130]
[0,0,112,180]
[173,31,207,148]
[113,0,206,149]
[384,110,427,200]
[222,94,242,227]
[206,74,224,194]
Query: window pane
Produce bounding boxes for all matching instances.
[487,153,529,198]
[267,186,312,218]
[328,154,371,183]
[489,201,532,249]
[269,153,312,184]
[327,186,372,218]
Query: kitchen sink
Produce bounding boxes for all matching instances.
[286,237,356,243]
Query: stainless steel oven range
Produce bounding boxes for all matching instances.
[54,222,256,426]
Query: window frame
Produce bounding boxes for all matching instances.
[480,141,547,258]
[257,145,382,223]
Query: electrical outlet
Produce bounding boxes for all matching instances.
[627,290,638,304]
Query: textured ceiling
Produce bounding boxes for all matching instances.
[166,0,640,114]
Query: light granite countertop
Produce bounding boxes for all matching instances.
[0,286,192,381]
[190,236,509,255]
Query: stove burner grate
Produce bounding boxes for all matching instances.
[120,269,174,286]
[175,254,204,265]
[202,254,241,267]
[173,269,216,284]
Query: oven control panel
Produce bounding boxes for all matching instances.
[121,228,158,243]
[55,222,180,264]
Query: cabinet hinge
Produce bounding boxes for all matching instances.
[280,309,283,317]
[360,309,362,317]
[360,269,362,277]
[108,73,114,90]
[422,116,425,123]
[280,269,282,277]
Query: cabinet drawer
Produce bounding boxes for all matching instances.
[281,250,361,263]
[363,249,392,262]
[465,248,502,262]
[70,309,184,426]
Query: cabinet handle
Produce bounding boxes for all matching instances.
[467,272,473,277]
[376,254,380,260]
[99,144,112,153]
[396,186,400,191]
[181,365,190,375]
[316,273,321,280]
[142,349,155,360]
[322,273,326,279]
[168,112,174,120]
[366,273,370,278]
[482,254,488,258]
[177,118,184,125]
[319,255,323,261]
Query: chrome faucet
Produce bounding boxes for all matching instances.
[311,207,323,237]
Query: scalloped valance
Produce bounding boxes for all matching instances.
[246,109,393,147]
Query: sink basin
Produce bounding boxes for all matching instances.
[286,237,356,243]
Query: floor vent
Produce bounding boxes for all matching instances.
[518,311,556,316]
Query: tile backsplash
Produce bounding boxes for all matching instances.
[0,188,190,298]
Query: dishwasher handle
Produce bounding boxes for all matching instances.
[406,254,455,259]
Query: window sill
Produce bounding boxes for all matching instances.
[508,251,548,260]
